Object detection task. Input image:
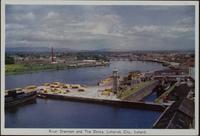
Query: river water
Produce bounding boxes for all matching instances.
[6,61,165,89]
[5,61,165,128]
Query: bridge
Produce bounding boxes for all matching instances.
[110,58,132,61]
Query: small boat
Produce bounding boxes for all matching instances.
[5,89,37,108]
[37,93,47,98]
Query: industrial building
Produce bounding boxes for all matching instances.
[153,83,194,129]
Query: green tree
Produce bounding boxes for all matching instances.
[5,55,14,64]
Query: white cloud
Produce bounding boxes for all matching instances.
[16,12,35,21]
[144,6,173,11]
[6,5,195,50]
[46,11,59,19]
[26,12,35,20]
[127,25,160,34]
[124,24,194,40]
[168,26,193,33]
[6,24,26,30]
[175,16,194,26]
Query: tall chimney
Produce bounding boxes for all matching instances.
[51,47,54,62]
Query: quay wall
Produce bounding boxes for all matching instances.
[37,93,165,112]
[124,81,159,102]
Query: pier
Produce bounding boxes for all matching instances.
[37,92,165,112]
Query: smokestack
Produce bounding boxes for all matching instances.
[51,47,54,62]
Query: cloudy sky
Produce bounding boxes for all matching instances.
[6,5,195,51]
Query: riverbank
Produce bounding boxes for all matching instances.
[5,62,109,75]
[5,64,66,75]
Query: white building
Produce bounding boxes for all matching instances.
[189,67,195,80]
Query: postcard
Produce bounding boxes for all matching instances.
[1,0,199,135]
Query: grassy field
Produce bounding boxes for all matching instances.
[117,81,153,99]
[5,64,68,75]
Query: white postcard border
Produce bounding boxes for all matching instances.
[1,0,199,135]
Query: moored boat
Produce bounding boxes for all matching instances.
[5,88,37,108]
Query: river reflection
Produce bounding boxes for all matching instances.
[5,100,37,114]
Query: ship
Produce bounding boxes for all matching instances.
[5,88,37,108]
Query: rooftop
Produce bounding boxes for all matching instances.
[153,84,194,129]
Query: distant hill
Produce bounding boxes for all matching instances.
[5,47,76,53]
[5,47,117,53]
[5,47,195,54]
